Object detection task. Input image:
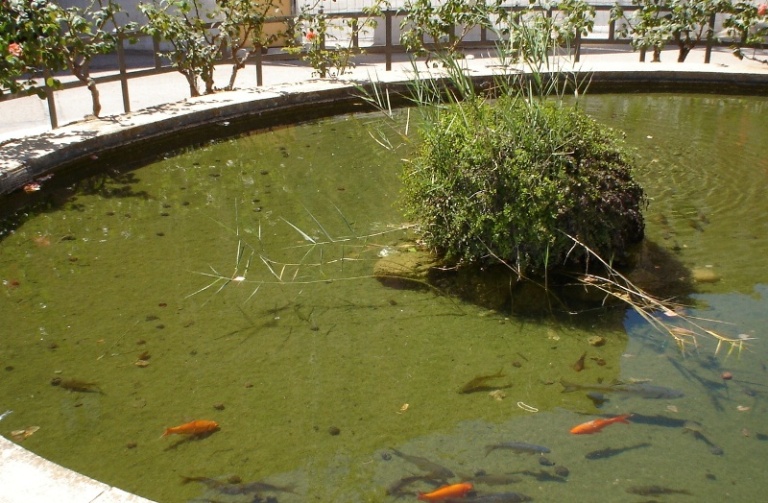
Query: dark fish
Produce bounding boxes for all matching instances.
[515,469,566,483]
[626,485,692,496]
[553,465,569,478]
[180,476,294,495]
[389,448,454,479]
[443,492,533,502]
[51,377,102,393]
[386,474,442,496]
[572,352,586,372]
[688,219,705,232]
[585,442,651,460]
[460,369,512,394]
[484,442,551,456]
[560,380,684,399]
[181,476,227,489]
[217,481,295,495]
[586,392,609,407]
[683,423,724,455]
[460,472,523,486]
[538,456,555,467]
[625,413,687,428]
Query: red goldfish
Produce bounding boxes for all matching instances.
[417,482,474,501]
[162,419,219,437]
[570,414,631,434]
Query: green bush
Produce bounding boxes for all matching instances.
[401,95,646,274]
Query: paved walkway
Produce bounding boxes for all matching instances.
[2,45,768,195]
[0,45,767,502]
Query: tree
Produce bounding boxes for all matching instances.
[722,1,768,64]
[2,0,63,97]
[139,0,287,96]
[400,0,495,66]
[54,0,126,116]
[1,0,126,116]
[139,0,221,96]
[214,0,286,91]
[667,0,729,62]
[287,0,387,78]
[612,0,672,62]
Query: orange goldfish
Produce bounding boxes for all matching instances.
[417,482,474,501]
[162,420,219,437]
[570,414,631,434]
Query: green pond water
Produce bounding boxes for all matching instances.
[1,94,767,503]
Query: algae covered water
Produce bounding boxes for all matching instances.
[1,94,767,502]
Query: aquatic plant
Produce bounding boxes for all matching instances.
[361,3,644,275]
[354,2,753,355]
[187,203,422,305]
[564,233,753,356]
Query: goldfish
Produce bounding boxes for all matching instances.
[570,414,631,434]
[417,482,473,501]
[162,419,219,437]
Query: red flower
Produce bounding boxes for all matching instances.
[759,3,768,17]
[306,30,317,42]
[8,42,22,57]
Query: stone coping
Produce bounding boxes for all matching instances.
[0,435,155,503]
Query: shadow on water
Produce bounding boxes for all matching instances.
[375,235,697,328]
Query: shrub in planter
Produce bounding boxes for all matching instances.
[401,95,646,275]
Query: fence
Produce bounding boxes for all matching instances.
[0,4,760,131]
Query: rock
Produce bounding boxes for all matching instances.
[588,336,606,347]
[692,267,720,283]
[373,247,440,284]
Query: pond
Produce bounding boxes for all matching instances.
[1,93,767,503]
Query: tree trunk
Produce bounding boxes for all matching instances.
[227,52,248,91]
[71,60,101,117]
[184,70,200,97]
[86,78,101,117]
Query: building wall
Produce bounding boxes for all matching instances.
[58,0,294,51]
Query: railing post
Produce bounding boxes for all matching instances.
[319,7,326,50]
[351,17,359,49]
[385,9,393,71]
[43,69,58,129]
[574,30,581,63]
[152,36,162,68]
[116,35,131,113]
[608,19,615,42]
[255,44,264,87]
[704,12,716,64]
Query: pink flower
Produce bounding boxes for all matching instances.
[306,30,317,42]
[759,4,768,17]
[8,42,22,57]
